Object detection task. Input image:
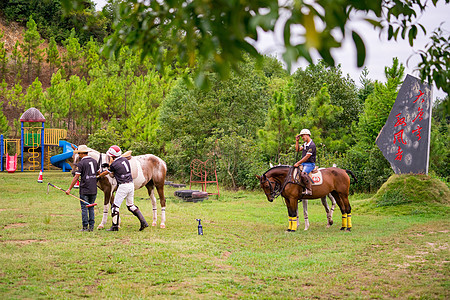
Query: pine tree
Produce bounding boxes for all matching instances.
[22,16,44,83]
[0,30,8,81]
[11,41,23,84]
[46,37,60,75]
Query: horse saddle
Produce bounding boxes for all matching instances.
[292,167,323,186]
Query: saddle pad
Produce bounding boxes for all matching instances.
[292,167,323,186]
[309,169,323,185]
[129,157,146,189]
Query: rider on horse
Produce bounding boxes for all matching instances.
[294,129,316,195]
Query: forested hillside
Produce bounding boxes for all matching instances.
[0,2,448,191]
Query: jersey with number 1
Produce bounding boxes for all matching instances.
[75,156,99,195]
[109,157,133,185]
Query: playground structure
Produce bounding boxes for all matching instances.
[189,158,220,196]
[1,107,75,173]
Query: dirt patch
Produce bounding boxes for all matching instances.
[1,239,47,245]
[3,223,27,229]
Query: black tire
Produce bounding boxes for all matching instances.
[192,191,208,199]
[174,190,199,198]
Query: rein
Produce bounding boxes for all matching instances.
[262,166,304,200]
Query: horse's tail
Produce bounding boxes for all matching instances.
[345,169,357,183]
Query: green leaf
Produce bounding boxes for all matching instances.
[352,31,366,67]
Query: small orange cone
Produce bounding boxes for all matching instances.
[37,170,43,183]
[74,179,80,188]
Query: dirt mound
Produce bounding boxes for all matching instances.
[375,174,449,206]
[357,174,450,215]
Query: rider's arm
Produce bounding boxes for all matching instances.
[294,152,311,167]
[295,135,303,152]
[66,173,80,194]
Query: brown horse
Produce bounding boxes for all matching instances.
[72,147,167,229]
[256,165,356,232]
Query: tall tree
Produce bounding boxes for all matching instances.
[46,37,60,75]
[289,60,360,131]
[22,16,44,83]
[257,87,296,164]
[10,41,23,84]
[24,78,45,109]
[297,84,346,155]
[0,30,8,80]
[0,100,9,135]
[62,29,83,78]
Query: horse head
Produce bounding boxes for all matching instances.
[256,174,278,202]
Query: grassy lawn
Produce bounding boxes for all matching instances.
[0,171,449,299]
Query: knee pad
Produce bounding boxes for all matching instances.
[111,204,120,215]
[127,205,138,212]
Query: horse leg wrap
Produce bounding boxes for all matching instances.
[289,217,297,231]
[160,207,166,228]
[107,204,120,231]
[98,205,109,229]
[341,213,347,230]
[347,214,352,231]
[128,205,149,231]
[152,208,157,226]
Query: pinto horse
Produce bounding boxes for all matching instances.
[72,147,167,229]
[256,165,356,232]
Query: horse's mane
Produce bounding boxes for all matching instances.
[263,165,291,176]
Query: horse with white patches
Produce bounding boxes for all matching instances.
[72,146,167,229]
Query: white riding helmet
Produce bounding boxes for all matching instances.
[299,129,311,136]
[107,145,122,157]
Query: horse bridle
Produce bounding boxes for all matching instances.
[260,174,283,200]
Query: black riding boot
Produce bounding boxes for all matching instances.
[107,204,119,231]
[128,205,149,231]
[301,172,312,195]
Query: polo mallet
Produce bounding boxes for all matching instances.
[47,182,97,208]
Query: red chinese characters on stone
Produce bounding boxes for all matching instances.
[395,146,403,161]
[412,107,424,123]
[412,125,422,141]
[413,90,424,103]
[394,113,407,127]
[393,129,407,145]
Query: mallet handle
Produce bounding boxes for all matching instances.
[48,183,97,207]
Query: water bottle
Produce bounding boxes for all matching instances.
[196,218,203,235]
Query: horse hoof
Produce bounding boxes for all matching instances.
[346,228,351,232]
[97,224,104,230]
[160,224,165,229]
[152,222,157,226]
[340,227,346,231]
[285,229,292,232]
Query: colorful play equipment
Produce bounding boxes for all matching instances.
[0,135,20,172]
[50,140,76,172]
[1,107,72,172]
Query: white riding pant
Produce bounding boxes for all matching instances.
[113,182,135,208]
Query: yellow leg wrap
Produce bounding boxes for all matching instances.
[291,217,298,231]
[341,213,348,228]
[288,218,293,231]
[347,214,352,228]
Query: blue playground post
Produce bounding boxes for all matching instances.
[20,122,23,172]
[0,134,3,172]
[41,122,45,171]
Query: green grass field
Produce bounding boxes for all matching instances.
[0,171,449,299]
